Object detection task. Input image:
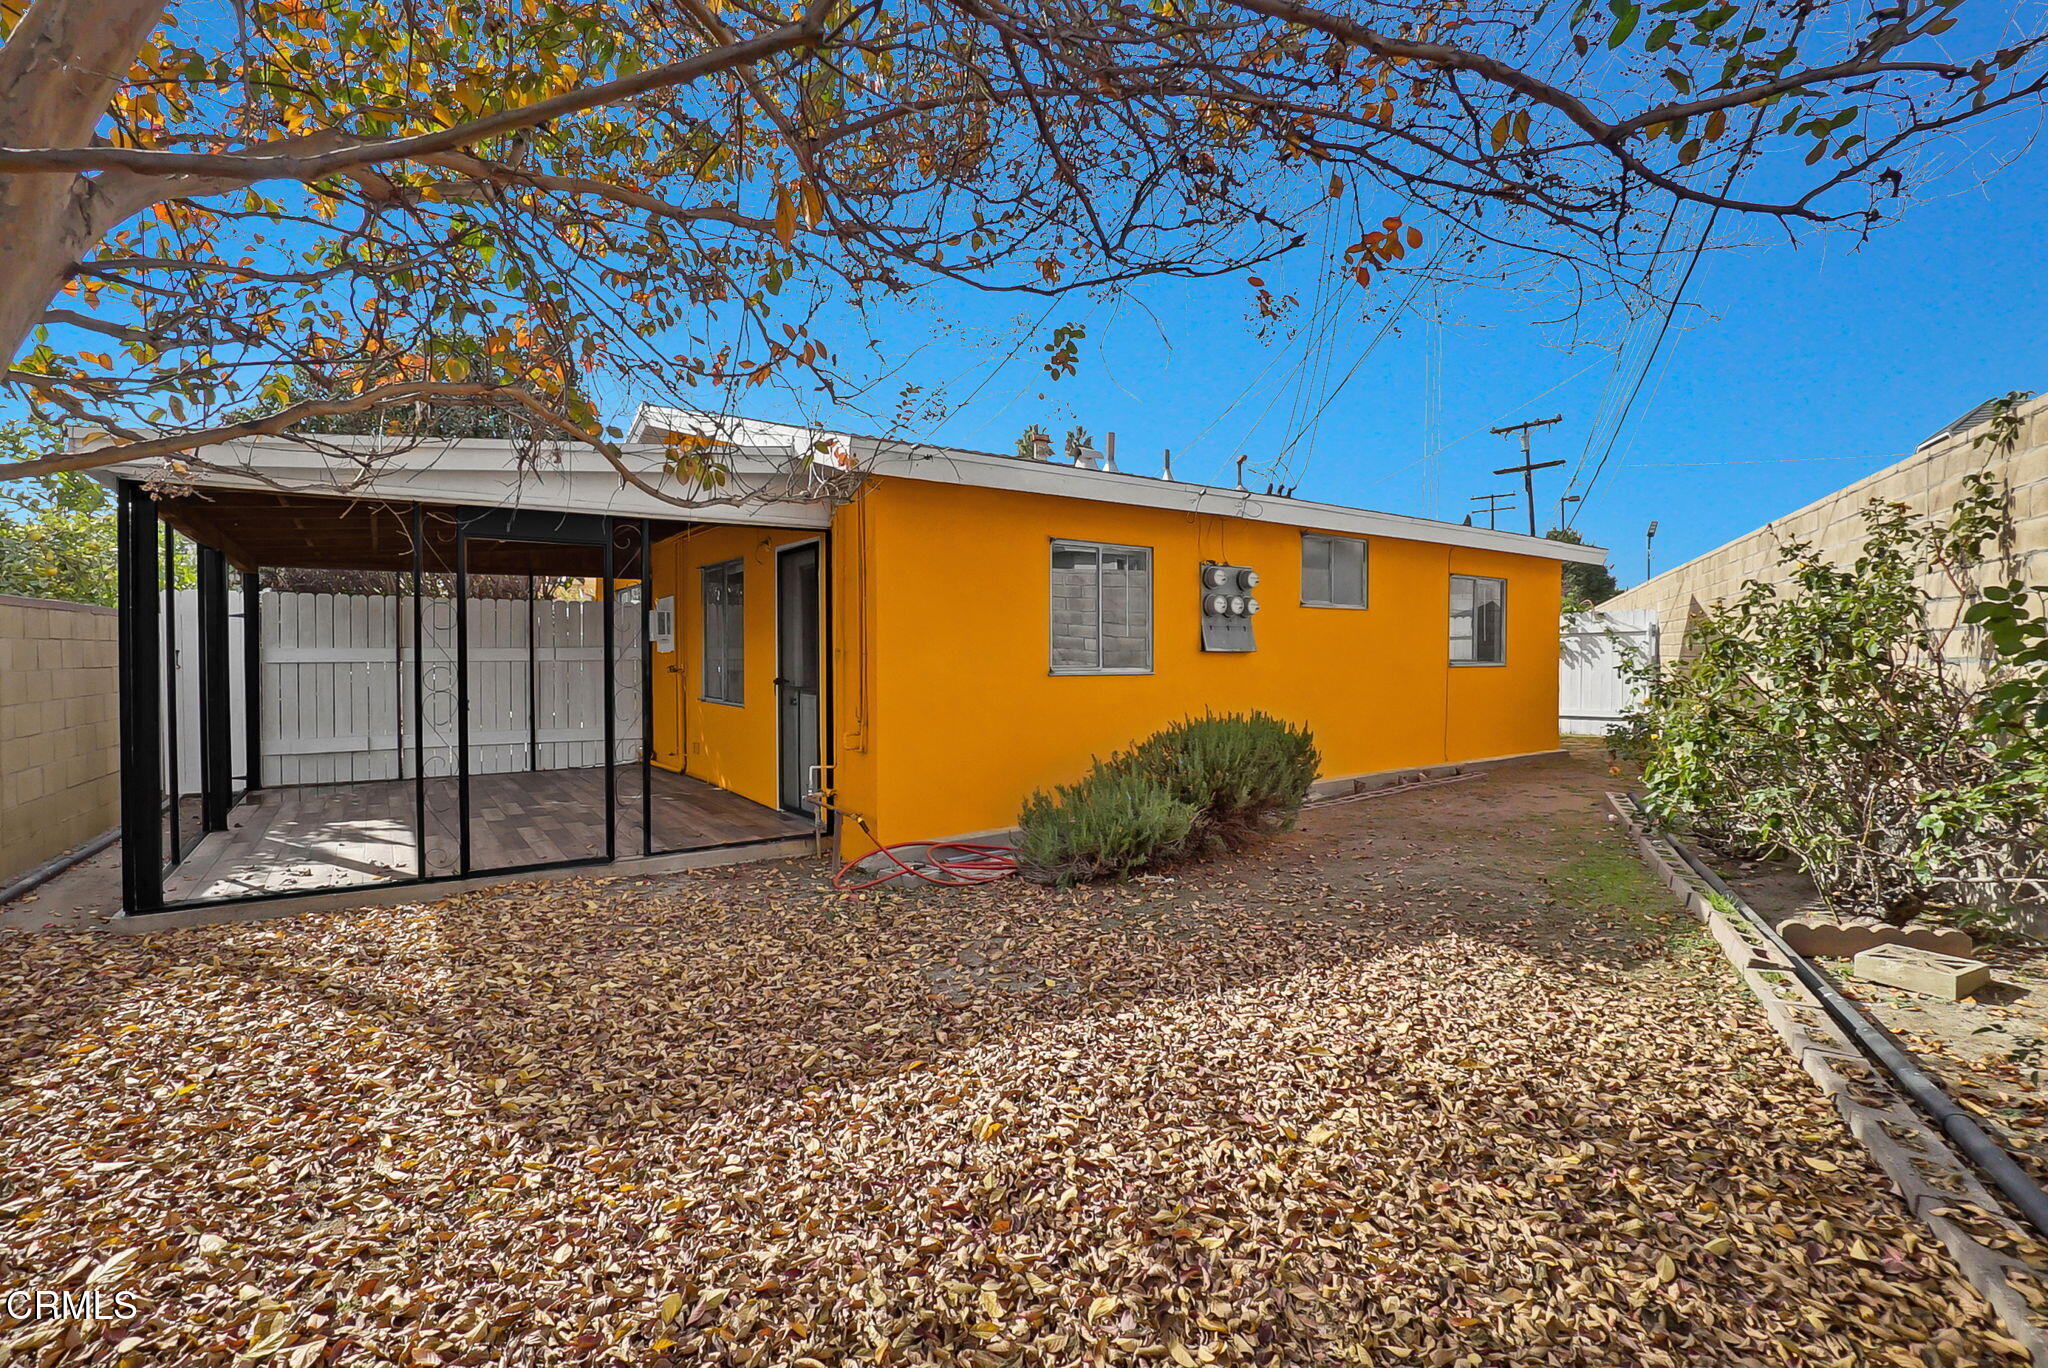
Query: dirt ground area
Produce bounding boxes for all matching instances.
[1,749,2037,1365]
[1,839,123,931]
[1717,852,2048,1188]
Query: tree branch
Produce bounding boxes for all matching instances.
[0,379,568,480]
[1223,0,1992,168]
[0,1,832,184]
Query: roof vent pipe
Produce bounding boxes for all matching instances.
[1162,448,1173,481]
[1104,432,1118,472]
[1029,431,1053,462]
[1235,454,1248,491]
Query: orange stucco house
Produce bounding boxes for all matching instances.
[93,408,1605,917]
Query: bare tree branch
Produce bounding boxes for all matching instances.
[0,2,832,184]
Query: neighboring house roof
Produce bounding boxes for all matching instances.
[632,405,1610,566]
[83,405,1607,566]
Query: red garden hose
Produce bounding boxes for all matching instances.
[832,815,1019,893]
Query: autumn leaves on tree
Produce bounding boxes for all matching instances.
[0,0,2039,486]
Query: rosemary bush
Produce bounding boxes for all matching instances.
[1118,711,1321,852]
[1017,712,1320,885]
[1016,768,1199,887]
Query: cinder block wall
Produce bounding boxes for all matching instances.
[1606,394,2048,665]
[0,595,119,887]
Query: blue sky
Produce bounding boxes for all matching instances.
[755,132,2048,589]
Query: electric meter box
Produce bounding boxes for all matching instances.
[1199,562,1260,652]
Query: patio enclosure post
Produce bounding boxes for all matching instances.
[527,574,539,772]
[455,522,472,878]
[162,529,180,864]
[241,571,261,793]
[411,503,426,881]
[602,521,617,863]
[640,519,653,858]
[196,544,232,832]
[116,481,164,915]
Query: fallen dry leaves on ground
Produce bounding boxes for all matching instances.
[0,757,2035,1366]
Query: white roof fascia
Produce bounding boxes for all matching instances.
[81,416,1610,563]
[850,436,1610,566]
[82,433,835,529]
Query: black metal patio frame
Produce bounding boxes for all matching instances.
[113,482,826,917]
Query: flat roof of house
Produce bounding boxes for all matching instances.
[83,409,1607,567]
[84,431,840,529]
[633,406,1610,566]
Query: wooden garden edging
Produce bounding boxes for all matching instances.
[1606,792,2048,1365]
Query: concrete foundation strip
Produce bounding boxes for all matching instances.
[1606,792,2048,1364]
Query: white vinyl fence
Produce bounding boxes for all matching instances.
[161,586,243,799]
[165,589,642,790]
[1560,609,1658,736]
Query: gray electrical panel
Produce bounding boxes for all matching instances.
[1199,562,1261,651]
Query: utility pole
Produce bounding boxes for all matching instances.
[1646,520,1659,581]
[1490,414,1565,537]
[1469,492,1517,531]
[1557,493,1581,529]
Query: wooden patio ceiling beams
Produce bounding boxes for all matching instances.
[150,489,686,575]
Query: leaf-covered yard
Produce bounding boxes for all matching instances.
[0,752,2030,1366]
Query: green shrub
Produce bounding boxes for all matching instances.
[1118,711,1321,850]
[1622,468,2048,923]
[1016,768,1198,886]
[1016,712,1320,885]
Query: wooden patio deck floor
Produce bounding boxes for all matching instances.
[163,767,813,902]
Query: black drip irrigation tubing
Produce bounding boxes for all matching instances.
[1630,793,2048,1243]
[0,827,118,908]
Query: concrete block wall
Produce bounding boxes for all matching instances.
[1606,394,2048,666]
[0,595,119,886]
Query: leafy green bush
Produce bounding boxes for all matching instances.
[1619,469,2048,923]
[1118,711,1321,850]
[1016,768,1198,886]
[1017,712,1320,885]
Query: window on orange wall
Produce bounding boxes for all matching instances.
[1301,533,1368,608]
[1050,541,1152,674]
[1449,574,1507,665]
[700,558,745,703]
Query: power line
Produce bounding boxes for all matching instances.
[1264,232,1459,491]
[1568,0,1784,528]
[1630,452,1904,467]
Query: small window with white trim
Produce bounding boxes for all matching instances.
[1301,533,1368,608]
[700,559,745,703]
[1449,574,1507,665]
[1050,541,1152,674]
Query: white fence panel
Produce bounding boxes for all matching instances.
[1560,609,1658,736]
[612,593,645,767]
[265,590,406,785]
[163,586,248,797]
[253,590,639,784]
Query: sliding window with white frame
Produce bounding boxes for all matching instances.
[1049,541,1152,674]
[1449,574,1507,665]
